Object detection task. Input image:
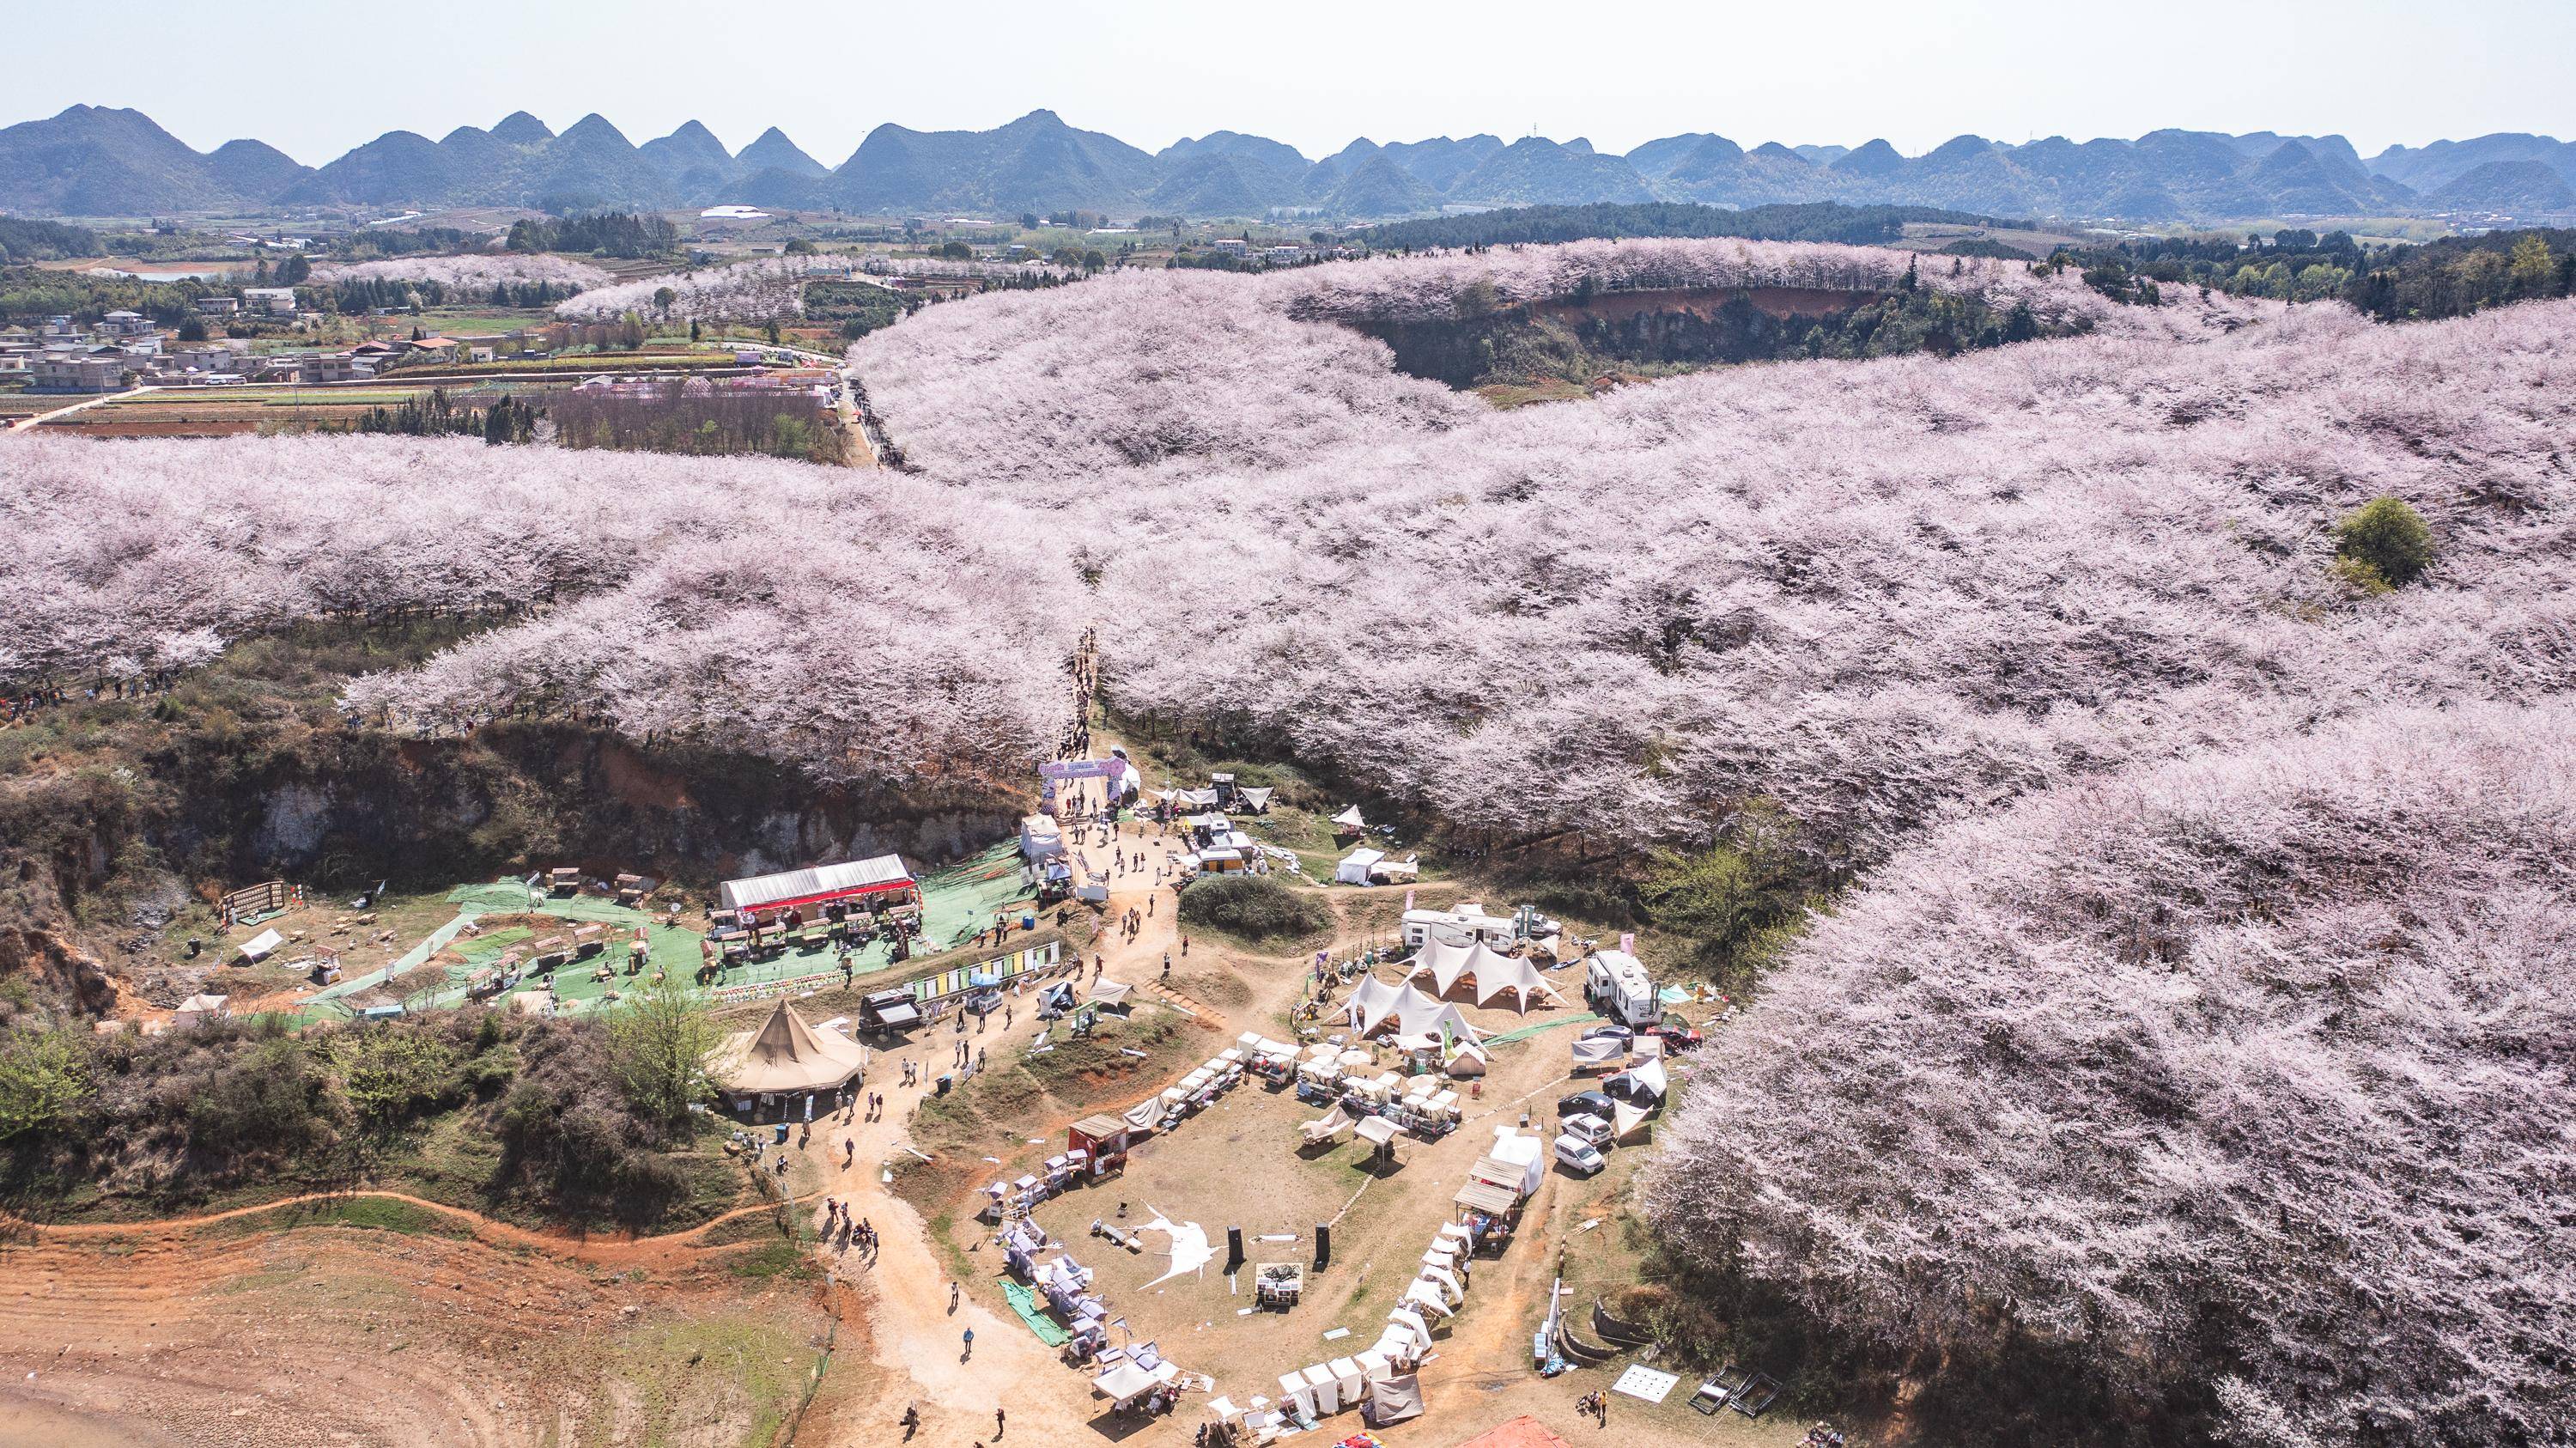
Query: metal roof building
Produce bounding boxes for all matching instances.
[718,854,914,916]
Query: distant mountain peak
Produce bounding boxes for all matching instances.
[1835,138,1907,175]
[490,111,552,144]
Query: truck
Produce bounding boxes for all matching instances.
[1583,949,1661,1028]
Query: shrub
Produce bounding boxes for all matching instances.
[1177,873,1330,940]
[2335,495,2435,588]
[0,1027,95,1142]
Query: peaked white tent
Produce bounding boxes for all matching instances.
[1571,1035,1625,1067]
[1406,934,1477,995]
[1331,806,1366,831]
[1406,938,1567,1014]
[1334,847,1388,885]
[1624,1056,1670,1103]
[1345,976,1480,1044]
[1468,944,1564,1013]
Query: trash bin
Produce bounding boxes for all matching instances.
[1021,912,1037,932]
[774,1123,790,1145]
[937,1074,953,1097]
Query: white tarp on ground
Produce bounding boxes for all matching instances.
[1334,848,1387,885]
[1571,1036,1625,1066]
[1613,1364,1682,1404]
[1140,1208,1214,1287]
[1302,1104,1356,1145]
[1364,1373,1425,1427]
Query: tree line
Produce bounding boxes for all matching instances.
[1360,201,2014,252]
[506,212,679,259]
[2048,226,2576,319]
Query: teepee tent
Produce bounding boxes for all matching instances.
[712,1001,866,1115]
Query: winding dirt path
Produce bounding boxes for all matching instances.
[3,1188,817,1266]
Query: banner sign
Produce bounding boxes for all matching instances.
[1039,759,1127,782]
[1619,932,1636,955]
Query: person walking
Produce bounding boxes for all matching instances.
[996,1407,1006,1439]
[949,1281,961,1311]
[962,1327,975,1360]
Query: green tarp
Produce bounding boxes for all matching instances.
[1480,1012,1602,1047]
[1002,1281,1071,1346]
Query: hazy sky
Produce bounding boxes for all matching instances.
[10,0,2570,165]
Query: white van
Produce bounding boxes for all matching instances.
[1560,1113,1613,1149]
[1553,1134,1606,1175]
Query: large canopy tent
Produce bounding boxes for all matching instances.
[1405,939,1566,1013]
[718,854,915,921]
[710,1001,867,1118]
[1345,976,1481,1043]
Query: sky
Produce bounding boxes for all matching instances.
[9,0,2572,166]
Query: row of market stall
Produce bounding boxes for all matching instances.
[1222,1127,1545,1440]
[982,1037,1260,1223]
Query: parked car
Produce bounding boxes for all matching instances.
[1601,1073,1662,1109]
[1644,1019,1703,1050]
[1560,1112,1614,1148]
[1552,1134,1607,1175]
[1579,1023,1634,1047]
[1556,1089,1615,1123]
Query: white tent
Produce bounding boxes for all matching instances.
[1334,848,1388,885]
[1571,1035,1625,1067]
[1417,1262,1464,1306]
[1406,935,1477,995]
[1612,1100,1654,1141]
[238,928,283,963]
[1331,806,1366,830]
[1355,1116,1402,1150]
[1383,1305,1434,1353]
[1364,1373,1425,1427]
[1018,813,1065,862]
[1093,1361,1157,1405]
[1625,1056,1670,1102]
[1481,1129,1546,1197]
[1401,1279,1454,1318]
[1467,946,1565,1013]
[1443,1041,1489,1078]
[1409,938,1566,1013]
[1345,976,1481,1043]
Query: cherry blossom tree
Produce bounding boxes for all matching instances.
[1638,700,2576,1446]
[313,253,615,291]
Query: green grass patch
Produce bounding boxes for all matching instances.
[191,1194,474,1241]
[726,1238,818,1282]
